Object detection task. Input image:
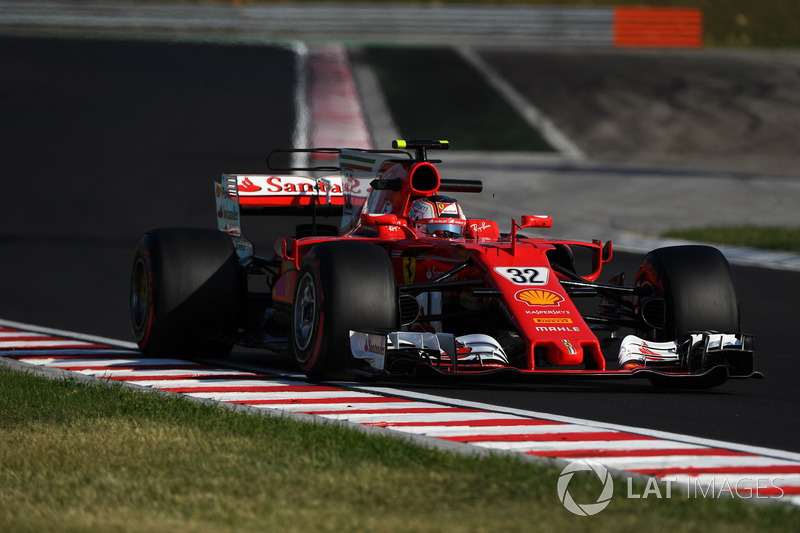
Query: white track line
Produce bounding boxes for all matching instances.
[456,46,585,160]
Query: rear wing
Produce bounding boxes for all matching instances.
[262,146,414,231]
[214,173,344,258]
[222,174,344,215]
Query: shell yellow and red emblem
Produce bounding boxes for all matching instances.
[515,289,564,307]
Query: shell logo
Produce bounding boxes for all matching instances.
[516,289,563,307]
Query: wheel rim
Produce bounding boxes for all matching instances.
[293,271,317,354]
[130,257,149,332]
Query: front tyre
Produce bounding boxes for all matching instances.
[635,245,740,342]
[292,241,397,381]
[130,228,242,358]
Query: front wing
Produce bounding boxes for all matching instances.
[348,330,761,388]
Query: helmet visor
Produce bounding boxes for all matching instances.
[421,218,466,236]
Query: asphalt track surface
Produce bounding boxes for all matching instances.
[1,36,798,455]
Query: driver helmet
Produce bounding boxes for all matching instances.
[409,195,466,237]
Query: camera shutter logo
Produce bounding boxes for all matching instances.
[557,459,614,516]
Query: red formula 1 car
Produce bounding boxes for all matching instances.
[130,140,759,387]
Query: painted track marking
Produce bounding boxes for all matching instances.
[2,320,799,505]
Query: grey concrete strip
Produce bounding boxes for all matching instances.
[608,234,800,272]
[437,151,800,271]
[0,1,615,47]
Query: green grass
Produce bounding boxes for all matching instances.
[362,46,554,152]
[663,226,800,253]
[1,366,799,532]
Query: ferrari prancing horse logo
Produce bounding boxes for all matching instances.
[402,257,416,284]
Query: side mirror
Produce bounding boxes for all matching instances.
[360,213,400,225]
[520,215,552,229]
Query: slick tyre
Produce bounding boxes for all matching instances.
[130,228,242,358]
[291,241,397,381]
[635,245,740,342]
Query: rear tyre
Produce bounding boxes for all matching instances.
[635,245,740,342]
[291,241,397,381]
[130,228,242,358]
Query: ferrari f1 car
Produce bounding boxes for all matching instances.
[130,140,760,387]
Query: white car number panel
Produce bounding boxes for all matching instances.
[494,267,549,285]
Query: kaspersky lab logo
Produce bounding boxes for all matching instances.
[557,459,614,516]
